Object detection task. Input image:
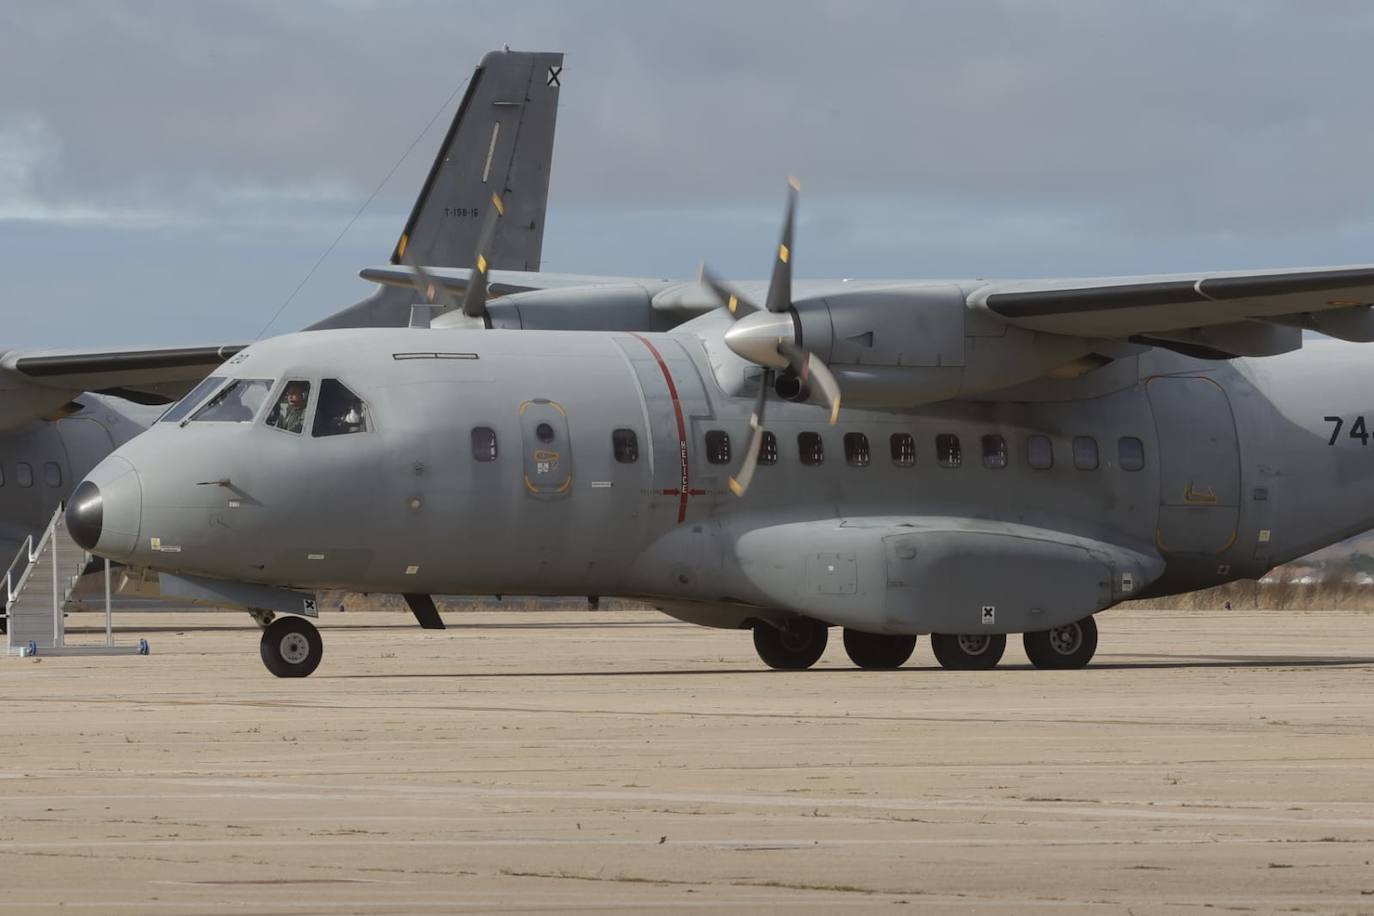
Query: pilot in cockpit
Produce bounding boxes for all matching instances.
[266,381,311,434]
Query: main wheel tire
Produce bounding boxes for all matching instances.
[260,616,323,678]
[1023,616,1098,669]
[930,632,1006,670]
[842,629,917,669]
[753,618,828,670]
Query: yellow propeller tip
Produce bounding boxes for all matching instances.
[787,176,801,192]
[828,401,840,425]
[728,478,745,497]
[491,194,505,216]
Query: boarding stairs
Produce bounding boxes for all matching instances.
[3,505,148,657]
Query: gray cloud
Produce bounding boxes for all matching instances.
[4,1,1374,345]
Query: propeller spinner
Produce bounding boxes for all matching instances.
[701,178,841,496]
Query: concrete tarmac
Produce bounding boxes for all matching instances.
[2,606,1373,914]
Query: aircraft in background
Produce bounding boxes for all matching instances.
[0,48,564,620]
[67,178,1374,676]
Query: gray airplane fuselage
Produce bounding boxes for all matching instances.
[74,327,1370,636]
[0,396,158,557]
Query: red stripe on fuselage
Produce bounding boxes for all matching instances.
[630,334,690,524]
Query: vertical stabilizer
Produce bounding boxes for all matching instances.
[393,49,562,271]
[309,48,563,330]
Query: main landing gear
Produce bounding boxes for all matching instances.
[750,614,1101,671]
[1023,616,1098,669]
[842,629,917,669]
[753,617,828,669]
[930,632,1007,670]
[260,615,323,678]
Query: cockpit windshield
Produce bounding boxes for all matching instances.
[312,379,370,437]
[265,380,312,434]
[188,378,275,423]
[160,375,227,424]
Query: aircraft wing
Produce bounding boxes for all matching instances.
[0,343,244,430]
[971,264,1374,356]
[358,266,671,298]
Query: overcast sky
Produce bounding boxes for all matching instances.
[4,0,1374,347]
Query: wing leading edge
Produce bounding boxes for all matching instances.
[972,264,1374,356]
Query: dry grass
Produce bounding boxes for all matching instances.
[317,591,652,614]
[1124,581,1374,612]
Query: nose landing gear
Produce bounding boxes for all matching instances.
[260,615,323,678]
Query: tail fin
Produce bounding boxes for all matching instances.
[392,49,562,271]
[310,48,562,329]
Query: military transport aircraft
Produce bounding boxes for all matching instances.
[66,176,1374,677]
[0,48,563,617]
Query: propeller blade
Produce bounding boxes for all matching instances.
[778,341,841,425]
[728,369,773,496]
[402,251,462,316]
[764,177,799,314]
[460,193,505,319]
[699,263,760,318]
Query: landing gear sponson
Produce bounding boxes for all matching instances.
[750,615,1100,670]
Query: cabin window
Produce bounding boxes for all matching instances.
[161,375,226,424]
[982,434,1008,469]
[798,432,824,466]
[758,431,778,466]
[936,434,962,469]
[471,427,498,462]
[1118,436,1145,471]
[612,428,639,463]
[706,430,731,465]
[843,432,870,467]
[265,380,312,434]
[1026,435,1054,470]
[190,378,274,423]
[43,462,62,488]
[890,433,915,467]
[16,462,32,488]
[1073,436,1099,470]
[313,380,370,437]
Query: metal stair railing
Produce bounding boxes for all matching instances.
[4,504,149,658]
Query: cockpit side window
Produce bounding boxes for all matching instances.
[160,375,227,424]
[188,379,275,423]
[312,379,370,437]
[265,380,312,435]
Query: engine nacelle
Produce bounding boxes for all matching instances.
[791,285,1112,406]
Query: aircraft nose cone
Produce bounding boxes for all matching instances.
[66,481,103,551]
[68,456,143,561]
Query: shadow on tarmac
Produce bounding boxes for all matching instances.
[331,655,1374,679]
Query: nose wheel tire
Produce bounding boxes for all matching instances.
[753,618,828,670]
[842,629,917,669]
[930,632,1006,670]
[1023,616,1098,669]
[260,616,323,678]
